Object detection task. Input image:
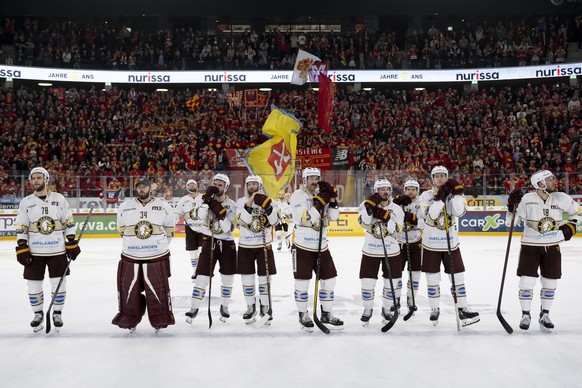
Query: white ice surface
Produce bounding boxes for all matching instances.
[1,236,582,388]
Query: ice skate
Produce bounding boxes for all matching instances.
[277,241,282,251]
[128,327,136,333]
[519,311,531,331]
[30,311,44,333]
[243,303,257,324]
[298,312,314,332]
[458,307,480,327]
[320,310,344,330]
[381,299,400,324]
[255,303,273,327]
[285,236,292,250]
[360,308,373,326]
[429,308,440,325]
[219,305,230,322]
[185,308,199,324]
[52,311,63,332]
[539,309,554,333]
[191,274,197,281]
[406,295,417,316]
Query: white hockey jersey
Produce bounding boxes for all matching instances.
[236,196,279,248]
[420,189,467,251]
[117,197,175,260]
[290,186,339,252]
[198,197,237,241]
[358,200,404,257]
[395,198,425,244]
[175,194,205,232]
[15,191,76,256]
[507,191,582,246]
[273,198,293,223]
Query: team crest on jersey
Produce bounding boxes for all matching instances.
[249,215,264,233]
[535,217,557,233]
[37,216,56,235]
[188,208,200,220]
[434,213,454,230]
[371,223,389,239]
[135,220,154,239]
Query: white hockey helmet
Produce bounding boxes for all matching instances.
[29,167,50,181]
[302,167,321,184]
[404,179,420,190]
[212,173,230,190]
[431,166,448,178]
[245,174,263,190]
[373,178,392,194]
[531,170,555,191]
[186,179,197,193]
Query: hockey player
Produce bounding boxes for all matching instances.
[185,173,237,324]
[112,178,176,331]
[15,167,80,332]
[506,170,581,332]
[175,179,204,280]
[236,175,278,324]
[273,190,293,251]
[357,178,405,325]
[290,167,343,331]
[419,166,480,326]
[394,179,425,317]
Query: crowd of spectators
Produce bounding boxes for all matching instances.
[0,15,576,72]
[0,78,580,202]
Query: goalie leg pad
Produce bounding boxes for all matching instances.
[143,258,175,329]
[112,260,146,329]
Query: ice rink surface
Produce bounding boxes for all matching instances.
[1,235,582,388]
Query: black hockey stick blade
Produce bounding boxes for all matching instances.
[313,313,331,334]
[208,310,213,329]
[497,310,514,334]
[402,307,417,321]
[381,309,399,333]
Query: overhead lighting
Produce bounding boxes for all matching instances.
[311,87,319,91]
[363,87,373,91]
[207,88,217,92]
[156,88,168,92]
[38,82,52,87]
[415,87,426,91]
[259,88,272,92]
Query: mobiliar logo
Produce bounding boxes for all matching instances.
[455,69,500,81]
[535,65,582,78]
[127,73,171,83]
[204,72,247,82]
[0,68,22,78]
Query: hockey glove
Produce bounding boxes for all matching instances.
[202,186,220,203]
[253,193,273,210]
[314,191,332,213]
[559,222,577,241]
[208,199,227,220]
[507,189,524,212]
[404,211,418,226]
[372,207,391,223]
[364,193,383,209]
[16,241,32,266]
[393,195,412,206]
[318,181,338,198]
[444,178,464,196]
[65,239,81,261]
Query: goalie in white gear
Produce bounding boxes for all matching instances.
[15,167,79,333]
[236,175,279,324]
[419,166,480,327]
[357,178,405,325]
[290,167,343,331]
[175,179,205,280]
[506,170,581,332]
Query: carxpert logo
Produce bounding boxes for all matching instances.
[204,73,246,82]
[127,73,171,83]
[0,68,22,78]
[535,65,582,78]
[455,69,500,81]
[459,212,524,233]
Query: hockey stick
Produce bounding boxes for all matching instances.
[379,222,399,333]
[207,229,215,329]
[313,208,330,335]
[402,226,417,321]
[496,205,517,334]
[46,205,95,333]
[443,197,462,331]
[255,213,273,328]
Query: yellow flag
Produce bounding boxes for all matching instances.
[246,105,301,198]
